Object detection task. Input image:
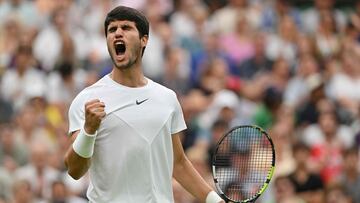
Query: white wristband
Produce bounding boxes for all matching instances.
[206,191,223,203]
[72,128,97,158]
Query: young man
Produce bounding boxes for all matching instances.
[64,6,224,203]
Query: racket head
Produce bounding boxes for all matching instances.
[211,125,275,203]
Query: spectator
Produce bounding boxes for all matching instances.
[0,167,13,202]
[1,45,46,110]
[142,3,169,79]
[11,180,34,203]
[209,0,259,34]
[265,15,298,66]
[32,7,83,71]
[340,147,360,203]
[289,143,325,203]
[270,121,296,178]
[296,76,326,127]
[14,104,55,151]
[190,32,236,86]
[180,89,209,150]
[266,57,290,92]
[314,11,341,59]
[261,0,302,33]
[14,142,61,201]
[219,12,255,66]
[252,86,283,130]
[272,175,305,203]
[325,184,353,203]
[46,60,87,105]
[0,123,28,170]
[0,0,42,29]
[238,32,272,80]
[50,180,87,203]
[0,16,22,69]
[302,0,347,34]
[284,55,320,108]
[302,110,355,184]
[327,51,360,121]
[157,47,191,95]
[302,109,355,149]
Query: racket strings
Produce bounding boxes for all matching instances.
[214,127,274,201]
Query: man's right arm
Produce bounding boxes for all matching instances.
[64,130,91,180]
[64,99,105,180]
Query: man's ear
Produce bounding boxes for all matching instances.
[141,35,149,49]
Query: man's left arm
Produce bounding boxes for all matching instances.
[172,132,224,203]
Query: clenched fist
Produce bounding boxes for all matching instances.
[84,99,106,134]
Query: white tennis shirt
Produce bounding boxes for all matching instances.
[68,75,187,203]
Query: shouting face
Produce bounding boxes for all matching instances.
[106,20,148,69]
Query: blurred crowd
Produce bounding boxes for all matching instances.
[0,0,360,202]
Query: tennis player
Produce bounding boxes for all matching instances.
[64,6,224,203]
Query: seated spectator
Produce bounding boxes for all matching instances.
[314,11,341,59]
[50,180,87,203]
[265,15,298,67]
[302,110,355,149]
[289,143,325,203]
[157,47,191,96]
[32,7,84,71]
[253,86,283,130]
[0,16,22,69]
[284,55,320,108]
[272,175,305,203]
[219,12,255,66]
[46,60,87,105]
[0,0,42,29]
[0,123,29,170]
[302,110,355,184]
[270,121,296,177]
[296,78,326,127]
[327,51,360,122]
[1,45,46,110]
[11,180,34,203]
[0,167,13,202]
[301,0,347,34]
[325,184,353,203]
[238,32,272,80]
[190,33,236,86]
[261,0,302,33]
[340,147,360,203]
[209,0,254,35]
[14,142,61,201]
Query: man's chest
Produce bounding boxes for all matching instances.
[98,98,174,143]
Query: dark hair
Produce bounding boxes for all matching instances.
[263,86,282,110]
[292,142,309,153]
[55,60,73,79]
[104,6,149,38]
[16,45,32,56]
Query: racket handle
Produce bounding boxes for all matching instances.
[206,191,223,203]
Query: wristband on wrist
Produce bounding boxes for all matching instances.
[72,128,97,158]
[206,191,223,203]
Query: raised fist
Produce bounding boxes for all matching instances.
[84,99,106,134]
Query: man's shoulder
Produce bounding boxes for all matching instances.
[151,80,177,97]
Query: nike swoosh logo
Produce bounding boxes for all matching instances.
[136,98,149,105]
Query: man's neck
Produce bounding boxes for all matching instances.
[110,67,147,87]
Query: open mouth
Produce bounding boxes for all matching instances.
[115,41,126,56]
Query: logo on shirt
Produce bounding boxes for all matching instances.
[136,98,149,105]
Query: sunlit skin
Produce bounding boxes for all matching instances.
[106,20,148,86]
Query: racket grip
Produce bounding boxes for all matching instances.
[206,191,223,203]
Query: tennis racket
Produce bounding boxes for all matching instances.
[212,125,275,203]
